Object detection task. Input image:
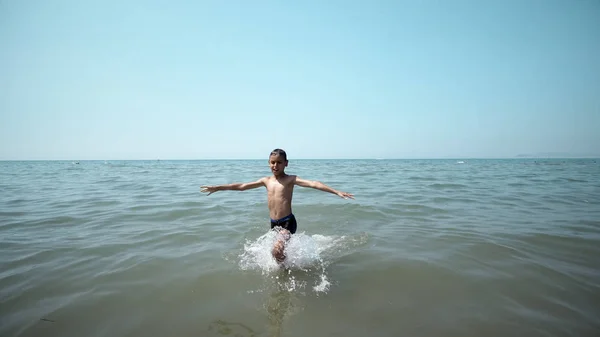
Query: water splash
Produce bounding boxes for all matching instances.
[238,230,368,294]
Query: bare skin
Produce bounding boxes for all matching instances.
[200,154,354,263]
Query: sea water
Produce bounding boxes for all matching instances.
[1,159,599,337]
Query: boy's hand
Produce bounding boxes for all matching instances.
[337,191,354,200]
[200,185,218,196]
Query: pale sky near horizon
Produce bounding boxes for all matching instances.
[1,0,599,160]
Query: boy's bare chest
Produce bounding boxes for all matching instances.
[265,180,294,196]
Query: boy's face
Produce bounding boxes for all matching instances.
[269,154,288,176]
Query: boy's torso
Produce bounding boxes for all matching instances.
[265,174,295,220]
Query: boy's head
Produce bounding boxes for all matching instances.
[269,148,288,176]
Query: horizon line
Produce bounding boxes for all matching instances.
[1,156,599,162]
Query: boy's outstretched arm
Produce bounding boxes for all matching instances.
[201,178,265,196]
[294,177,354,199]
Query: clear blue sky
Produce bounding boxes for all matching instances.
[1,0,599,160]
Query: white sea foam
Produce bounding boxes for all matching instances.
[238,230,364,293]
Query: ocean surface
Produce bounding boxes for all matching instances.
[1,159,599,337]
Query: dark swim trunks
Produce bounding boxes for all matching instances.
[270,213,297,234]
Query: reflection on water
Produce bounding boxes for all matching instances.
[265,270,316,337]
[265,286,294,337]
[207,276,296,337]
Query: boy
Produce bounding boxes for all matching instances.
[200,148,354,264]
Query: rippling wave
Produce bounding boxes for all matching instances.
[1,159,599,337]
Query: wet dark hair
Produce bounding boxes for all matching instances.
[270,148,287,161]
